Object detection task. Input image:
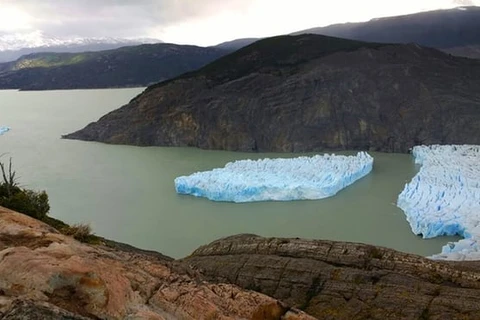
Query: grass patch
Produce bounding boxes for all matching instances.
[60,223,101,244]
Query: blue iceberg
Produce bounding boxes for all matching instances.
[397,145,480,260]
[175,152,373,202]
[0,126,9,136]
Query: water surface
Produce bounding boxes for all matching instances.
[0,88,459,258]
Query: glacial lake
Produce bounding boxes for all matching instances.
[0,88,459,258]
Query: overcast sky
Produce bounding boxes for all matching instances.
[0,0,478,46]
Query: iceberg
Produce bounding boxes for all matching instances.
[175,152,373,202]
[397,145,480,260]
[0,126,9,136]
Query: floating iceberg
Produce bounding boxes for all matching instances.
[397,145,480,260]
[0,126,9,136]
[175,152,373,202]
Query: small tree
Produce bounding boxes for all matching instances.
[0,157,50,220]
[0,157,97,243]
[0,157,19,198]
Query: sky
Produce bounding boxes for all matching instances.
[0,0,479,46]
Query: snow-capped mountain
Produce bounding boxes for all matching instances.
[0,31,162,62]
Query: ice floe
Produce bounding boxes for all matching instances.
[175,152,373,202]
[0,126,9,136]
[397,145,480,260]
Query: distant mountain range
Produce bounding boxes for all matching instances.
[1,6,479,91]
[64,34,480,153]
[0,43,231,90]
[216,6,480,58]
[0,31,161,62]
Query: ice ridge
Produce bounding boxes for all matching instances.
[397,145,480,260]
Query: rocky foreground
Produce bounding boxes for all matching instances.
[65,34,480,153]
[0,206,312,319]
[183,235,480,319]
[2,206,480,319]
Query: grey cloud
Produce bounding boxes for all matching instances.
[4,0,254,37]
[452,0,475,5]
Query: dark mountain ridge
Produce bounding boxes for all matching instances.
[0,43,231,90]
[64,34,480,153]
[217,7,480,58]
[296,6,480,49]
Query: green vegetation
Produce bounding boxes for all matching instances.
[0,43,230,90]
[0,157,49,220]
[12,53,90,70]
[0,156,100,244]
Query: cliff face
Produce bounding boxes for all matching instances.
[0,206,313,320]
[183,234,480,320]
[65,35,480,153]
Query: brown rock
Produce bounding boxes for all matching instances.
[183,234,480,320]
[0,207,314,319]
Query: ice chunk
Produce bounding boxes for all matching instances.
[175,152,373,202]
[397,145,480,260]
[0,126,9,136]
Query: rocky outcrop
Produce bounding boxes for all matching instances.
[65,34,480,153]
[183,234,480,320]
[0,206,313,319]
[4,204,480,319]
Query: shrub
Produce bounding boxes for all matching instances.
[0,157,50,220]
[66,223,101,244]
[62,223,93,242]
[0,157,99,244]
[0,189,50,220]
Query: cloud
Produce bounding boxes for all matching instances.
[0,0,478,45]
[453,0,475,5]
[0,0,255,38]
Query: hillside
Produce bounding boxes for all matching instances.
[64,34,480,153]
[297,6,480,58]
[0,43,231,90]
[0,31,161,62]
[218,7,480,58]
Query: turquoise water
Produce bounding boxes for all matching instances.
[0,88,459,258]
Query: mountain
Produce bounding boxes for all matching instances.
[0,31,161,62]
[216,7,480,58]
[215,38,260,50]
[64,34,480,153]
[0,43,231,90]
[296,6,480,58]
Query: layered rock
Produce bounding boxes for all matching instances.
[4,204,480,319]
[0,206,313,319]
[65,34,480,153]
[183,234,480,320]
